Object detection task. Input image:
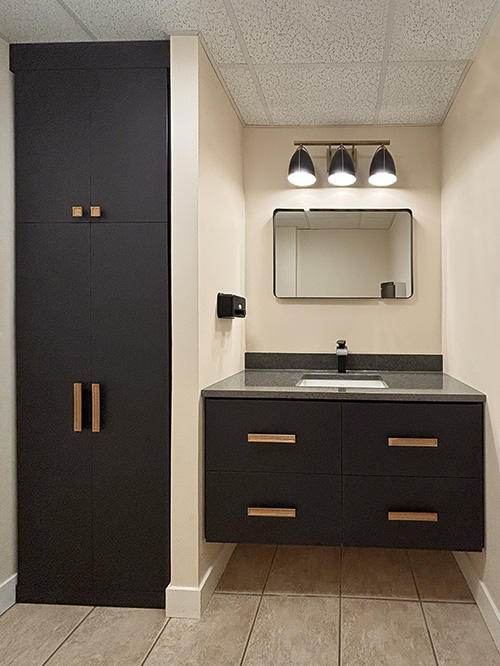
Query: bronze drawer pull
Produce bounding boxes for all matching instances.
[73,383,82,432]
[388,437,438,448]
[247,434,296,444]
[91,383,101,432]
[247,507,296,518]
[90,206,102,217]
[72,206,83,218]
[388,511,438,522]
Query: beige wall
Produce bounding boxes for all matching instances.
[0,37,16,598]
[442,10,500,629]
[197,44,245,578]
[244,125,442,353]
[170,36,245,612]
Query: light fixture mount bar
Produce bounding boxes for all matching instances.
[293,140,390,147]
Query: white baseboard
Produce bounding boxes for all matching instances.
[454,552,500,650]
[0,574,17,616]
[165,543,235,618]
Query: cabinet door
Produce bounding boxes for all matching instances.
[15,71,91,223]
[90,224,170,596]
[90,69,168,223]
[16,224,92,599]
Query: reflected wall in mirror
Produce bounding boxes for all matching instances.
[273,208,413,299]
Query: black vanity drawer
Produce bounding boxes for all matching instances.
[343,476,483,551]
[205,471,341,545]
[342,402,483,478]
[205,399,341,474]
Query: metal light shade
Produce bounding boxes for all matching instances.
[369,145,397,186]
[287,146,316,187]
[327,146,356,186]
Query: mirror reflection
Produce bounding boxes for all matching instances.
[273,208,413,299]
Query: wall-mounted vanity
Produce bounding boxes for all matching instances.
[203,356,484,552]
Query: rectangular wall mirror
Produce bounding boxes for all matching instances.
[273,208,413,299]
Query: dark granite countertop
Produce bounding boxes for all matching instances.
[201,369,485,402]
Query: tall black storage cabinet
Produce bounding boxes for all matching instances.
[11,42,171,608]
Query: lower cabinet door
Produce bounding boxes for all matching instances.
[91,223,170,605]
[343,476,484,551]
[206,472,341,545]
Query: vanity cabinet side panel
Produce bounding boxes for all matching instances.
[342,401,483,478]
[205,398,341,474]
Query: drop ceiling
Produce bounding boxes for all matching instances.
[1,0,499,126]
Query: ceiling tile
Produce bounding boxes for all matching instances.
[230,0,390,64]
[62,0,244,62]
[389,0,499,61]
[219,66,269,124]
[0,0,91,42]
[256,65,381,125]
[378,63,465,124]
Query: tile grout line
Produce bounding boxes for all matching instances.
[138,616,171,666]
[238,545,278,666]
[39,606,95,666]
[407,551,441,666]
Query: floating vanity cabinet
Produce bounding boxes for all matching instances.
[205,398,484,552]
[12,42,170,608]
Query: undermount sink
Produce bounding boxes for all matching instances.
[296,374,388,389]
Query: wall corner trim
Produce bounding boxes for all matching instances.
[454,552,500,650]
[0,574,17,616]
[165,543,235,618]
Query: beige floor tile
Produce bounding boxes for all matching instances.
[264,545,340,596]
[242,595,339,666]
[144,594,259,666]
[409,550,474,602]
[341,598,435,666]
[342,547,418,600]
[0,603,91,666]
[424,602,500,666]
[44,607,167,666]
[216,544,276,594]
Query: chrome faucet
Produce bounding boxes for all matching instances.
[336,339,348,373]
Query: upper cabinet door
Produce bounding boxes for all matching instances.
[15,70,91,223]
[90,69,168,223]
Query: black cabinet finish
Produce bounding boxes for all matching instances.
[13,48,168,224]
[14,71,91,223]
[91,224,170,593]
[342,402,483,478]
[205,398,341,474]
[14,43,170,609]
[16,225,93,596]
[206,472,341,545]
[91,69,168,223]
[343,476,483,551]
[205,398,484,551]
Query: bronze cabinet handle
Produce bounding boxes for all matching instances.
[72,206,84,218]
[247,434,296,444]
[388,437,438,448]
[73,383,82,432]
[247,507,296,518]
[90,206,101,217]
[388,511,438,522]
[91,383,101,432]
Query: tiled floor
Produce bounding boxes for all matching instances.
[1,546,499,666]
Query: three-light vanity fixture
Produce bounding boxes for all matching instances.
[287,140,397,188]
